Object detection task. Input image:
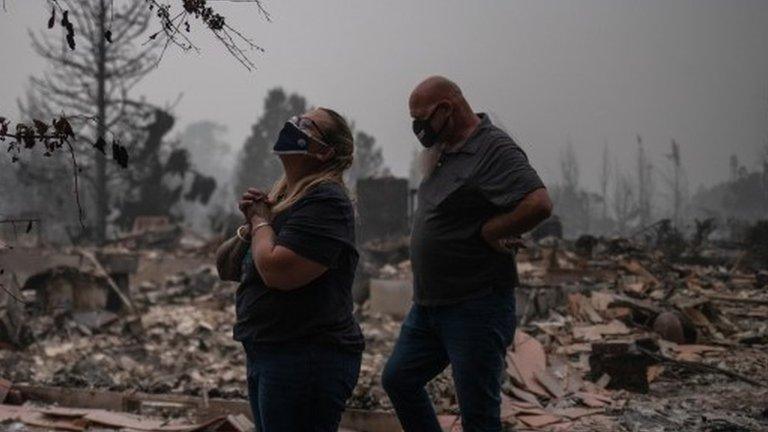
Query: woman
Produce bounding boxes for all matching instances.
[215,107,363,432]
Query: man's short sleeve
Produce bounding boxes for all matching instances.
[475,138,545,209]
[275,186,354,268]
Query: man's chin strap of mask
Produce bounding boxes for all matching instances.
[413,108,450,149]
[273,121,313,155]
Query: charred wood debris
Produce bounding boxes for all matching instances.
[0,218,767,432]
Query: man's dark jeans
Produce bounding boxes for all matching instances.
[243,341,361,432]
[382,289,516,432]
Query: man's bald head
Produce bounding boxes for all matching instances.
[409,76,463,114]
[408,75,480,151]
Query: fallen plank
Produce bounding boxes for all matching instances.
[39,406,93,418]
[704,294,768,306]
[574,392,610,408]
[517,413,564,428]
[500,394,519,420]
[0,404,26,423]
[6,404,249,432]
[638,347,766,388]
[507,330,550,397]
[573,320,630,341]
[556,343,592,355]
[20,411,86,432]
[16,385,401,432]
[534,368,565,399]
[551,421,574,431]
[509,386,542,408]
[609,295,663,315]
[84,409,191,431]
[552,407,605,420]
[75,249,138,315]
[672,344,726,356]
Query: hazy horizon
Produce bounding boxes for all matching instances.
[2,0,768,197]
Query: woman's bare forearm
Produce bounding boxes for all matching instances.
[248,220,328,290]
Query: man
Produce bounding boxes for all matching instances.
[382,76,553,432]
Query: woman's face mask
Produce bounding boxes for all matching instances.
[273,116,331,155]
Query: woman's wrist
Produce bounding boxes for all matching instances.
[250,220,271,237]
[249,215,267,226]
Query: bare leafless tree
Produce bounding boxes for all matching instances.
[663,139,685,228]
[636,134,654,228]
[612,169,637,235]
[553,138,594,235]
[560,137,579,194]
[599,139,611,223]
[762,144,768,201]
[19,0,159,244]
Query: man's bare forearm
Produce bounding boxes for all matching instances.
[481,187,553,242]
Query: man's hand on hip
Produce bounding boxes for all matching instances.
[481,224,523,254]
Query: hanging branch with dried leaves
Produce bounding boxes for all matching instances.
[145,0,269,71]
[0,116,130,227]
[3,0,269,163]
[31,0,269,70]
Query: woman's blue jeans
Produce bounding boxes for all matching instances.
[243,341,362,432]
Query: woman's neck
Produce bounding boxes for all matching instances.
[284,164,305,190]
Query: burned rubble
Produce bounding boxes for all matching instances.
[0,218,767,432]
[353,224,768,431]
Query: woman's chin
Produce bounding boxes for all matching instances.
[279,153,323,173]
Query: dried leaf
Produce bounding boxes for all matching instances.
[93,137,107,154]
[53,117,74,138]
[47,7,56,29]
[33,119,48,135]
[112,142,129,168]
[61,10,76,50]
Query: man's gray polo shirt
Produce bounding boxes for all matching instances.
[410,113,544,305]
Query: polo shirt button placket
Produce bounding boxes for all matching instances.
[437,153,447,169]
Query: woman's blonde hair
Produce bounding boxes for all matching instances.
[268,107,354,214]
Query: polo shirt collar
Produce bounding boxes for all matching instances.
[447,113,491,155]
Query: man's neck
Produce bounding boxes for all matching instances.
[443,113,481,153]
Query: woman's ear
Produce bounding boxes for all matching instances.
[315,145,335,162]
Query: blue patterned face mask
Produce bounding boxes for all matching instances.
[272,121,311,155]
[272,116,331,155]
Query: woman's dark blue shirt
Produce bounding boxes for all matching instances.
[233,182,364,353]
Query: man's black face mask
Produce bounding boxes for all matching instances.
[412,105,450,148]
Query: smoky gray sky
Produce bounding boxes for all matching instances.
[2,0,768,194]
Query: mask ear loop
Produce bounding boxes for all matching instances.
[432,104,452,139]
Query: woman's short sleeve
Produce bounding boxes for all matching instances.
[275,185,354,268]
